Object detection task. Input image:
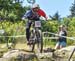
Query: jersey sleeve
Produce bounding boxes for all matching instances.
[38,9,47,18]
[23,10,32,19]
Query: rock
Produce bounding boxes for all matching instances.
[57,46,75,52]
[3,49,37,61]
[3,49,19,58]
[36,52,52,59]
[3,46,75,61]
[43,48,55,52]
[54,46,75,56]
[53,46,75,61]
[2,49,54,61]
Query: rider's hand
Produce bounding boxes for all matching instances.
[22,17,25,20]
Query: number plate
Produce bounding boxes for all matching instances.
[35,21,41,27]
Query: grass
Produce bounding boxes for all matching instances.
[0,38,56,49]
[0,41,55,50]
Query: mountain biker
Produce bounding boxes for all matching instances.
[22,4,47,44]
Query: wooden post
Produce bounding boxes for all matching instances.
[68,48,75,61]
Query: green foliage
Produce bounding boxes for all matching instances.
[67,39,74,46]
[0,17,75,46]
[0,20,25,43]
[42,20,58,32]
[62,17,70,26]
[70,0,75,17]
[0,19,59,44]
[68,17,75,37]
[0,0,30,22]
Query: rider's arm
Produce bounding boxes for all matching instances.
[22,10,32,20]
[38,9,47,20]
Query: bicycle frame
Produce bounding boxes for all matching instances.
[29,20,43,53]
[30,20,41,43]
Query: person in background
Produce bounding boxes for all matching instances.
[22,4,47,45]
[55,25,67,49]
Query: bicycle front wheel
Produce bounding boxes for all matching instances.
[36,30,43,53]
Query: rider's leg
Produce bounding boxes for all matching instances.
[26,21,32,43]
[55,42,60,49]
[26,28,30,41]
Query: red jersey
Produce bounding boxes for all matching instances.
[37,9,47,18]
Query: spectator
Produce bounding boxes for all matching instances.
[55,25,67,49]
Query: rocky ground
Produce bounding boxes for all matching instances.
[0,44,75,61]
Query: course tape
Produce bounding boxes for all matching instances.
[0,32,75,40]
[43,32,75,40]
[0,35,26,38]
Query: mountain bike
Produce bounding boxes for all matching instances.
[29,20,43,53]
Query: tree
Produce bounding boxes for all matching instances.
[70,0,75,17]
[49,11,61,26]
[49,11,60,21]
[62,17,70,26]
[0,0,30,22]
